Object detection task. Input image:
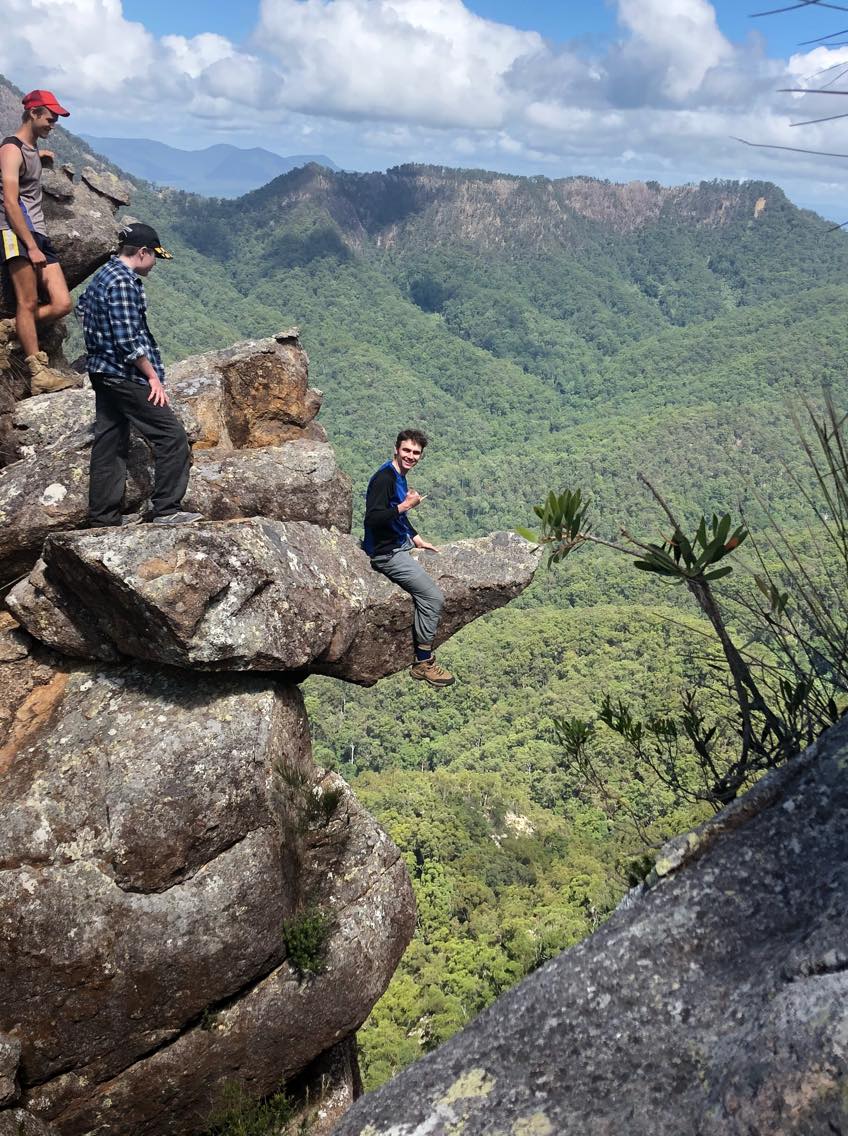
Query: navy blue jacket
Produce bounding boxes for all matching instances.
[363,460,417,557]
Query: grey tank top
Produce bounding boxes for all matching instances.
[0,137,46,235]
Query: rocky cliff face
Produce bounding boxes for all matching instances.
[0,300,541,1132]
[231,162,781,258]
[334,717,848,1136]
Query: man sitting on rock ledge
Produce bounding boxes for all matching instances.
[76,222,202,527]
[364,429,455,688]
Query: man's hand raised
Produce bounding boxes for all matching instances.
[399,489,426,513]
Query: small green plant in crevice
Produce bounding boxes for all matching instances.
[200,1007,219,1032]
[272,760,343,832]
[305,783,343,827]
[203,1080,295,1136]
[282,908,333,980]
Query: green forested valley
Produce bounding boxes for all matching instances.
[112,163,848,1085]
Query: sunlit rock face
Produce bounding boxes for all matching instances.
[0,333,350,583]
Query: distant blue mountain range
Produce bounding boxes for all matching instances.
[80,135,339,198]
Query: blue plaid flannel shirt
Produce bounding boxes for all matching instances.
[75,256,165,386]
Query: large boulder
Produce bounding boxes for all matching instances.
[40,166,130,290]
[7,523,539,682]
[168,331,325,449]
[5,332,325,457]
[181,442,351,529]
[333,721,848,1136]
[0,643,415,1136]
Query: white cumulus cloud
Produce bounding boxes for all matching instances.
[254,0,544,128]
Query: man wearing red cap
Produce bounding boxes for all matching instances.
[0,89,75,393]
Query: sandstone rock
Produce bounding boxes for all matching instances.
[8,523,539,681]
[0,663,415,1136]
[317,531,541,685]
[5,560,120,662]
[334,721,848,1136]
[80,167,131,207]
[7,388,94,459]
[4,331,326,452]
[168,330,324,448]
[0,613,29,663]
[183,442,351,531]
[0,435,152,583]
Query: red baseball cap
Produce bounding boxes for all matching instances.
[21,90,70,117]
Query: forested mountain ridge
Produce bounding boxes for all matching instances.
[131,160,848,544]
[117,160,848,1091]
[182,160,810,251]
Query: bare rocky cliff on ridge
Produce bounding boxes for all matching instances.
[0,151,541,1136]
[224,161,785,259]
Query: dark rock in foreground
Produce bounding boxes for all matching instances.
[8,523,539,683]
[334,721,848,1136]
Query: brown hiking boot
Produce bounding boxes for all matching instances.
[26,351,79,395]
[410,656,456,688]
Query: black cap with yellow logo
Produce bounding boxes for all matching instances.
[117,222,173,259]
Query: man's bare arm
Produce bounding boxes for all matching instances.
[0,144,43,265]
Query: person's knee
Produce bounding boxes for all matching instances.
[54,296,72,319]
[424,583,445,616]
[16,294,37,318]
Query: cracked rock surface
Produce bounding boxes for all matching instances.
[8,524,539,682]
[334,718,848,1136]
[0,645,414,1136]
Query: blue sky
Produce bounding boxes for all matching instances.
[4,0,848,217]
[121,0,841,57]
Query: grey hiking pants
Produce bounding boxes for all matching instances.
[371,547,445,647]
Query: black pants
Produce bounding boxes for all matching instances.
[88,374,190,526]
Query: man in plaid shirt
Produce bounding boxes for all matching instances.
[76,222,202,526]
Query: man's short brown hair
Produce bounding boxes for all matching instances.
[395,428,428,450]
